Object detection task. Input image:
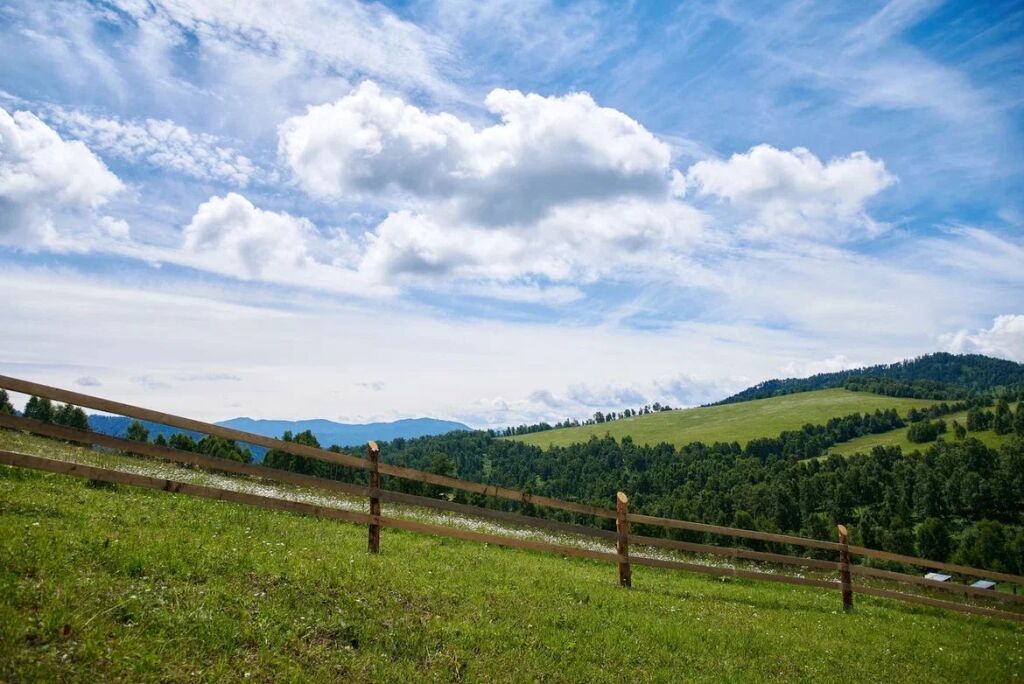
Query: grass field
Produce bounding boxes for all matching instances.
[828,403,1020,457]
[509,389,940,450]
[2,430,1022,681]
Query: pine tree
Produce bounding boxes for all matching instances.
[54,403,73,426]
[69,407,90,431]
[915,517,951,561]
[0,389,14,415]
[993,398,1013,435]
[24,396,54,423]
[169,433,197,452]
[126,420,149,443]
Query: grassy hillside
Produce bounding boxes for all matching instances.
[828,403,1020,457]
[509,389,939,450]
[1,433,1021,681]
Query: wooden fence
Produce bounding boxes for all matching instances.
[0,373,1022,623]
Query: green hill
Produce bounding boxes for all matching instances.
[509,389,939,450]
[828,402,1020,458]
[0,431,1020,681]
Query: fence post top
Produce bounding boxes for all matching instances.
[617,491,629,505]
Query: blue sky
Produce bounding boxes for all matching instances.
[0,0,1022,425]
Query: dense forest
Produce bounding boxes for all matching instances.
[840,376,973,400]
[374,427,1024,573]
[718,353,1024,404]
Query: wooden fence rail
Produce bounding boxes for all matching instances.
[1,373,1023,623]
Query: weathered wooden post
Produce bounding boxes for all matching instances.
[616,491,632,588]
[368,441,380,553]
[838,524,852,611]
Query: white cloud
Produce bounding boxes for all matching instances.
[941,315,1024,362]
[108,0,454,97]
[357,197,704,285]
[686,144,896,240]
[183,193,320,279]
[279,81,673,225]
[275,82,702,292]
[49,108,256,186]
[425,0,633,81]
[0,106,125,248]
[918,227,1024,284]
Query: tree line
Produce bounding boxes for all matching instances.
[3,391,91,431]
[122,420,254,464]
[841,376,973,400]
[497,402,674,437]
[718,353,1024,404]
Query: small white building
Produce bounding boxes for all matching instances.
[970,580,996,590]
[924,572,952,582]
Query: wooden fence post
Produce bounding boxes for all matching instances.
[838,524,852,611]
[616,491,631,588]
[368,441,380,553]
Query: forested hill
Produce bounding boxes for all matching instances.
[717,353,1024,405]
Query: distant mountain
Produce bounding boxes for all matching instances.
[87,415,470,462]
[216,417,470,449]
[716,352,1024,405]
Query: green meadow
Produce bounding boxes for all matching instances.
[828,402,1020,457]
[509,389,939,450]
[1,429,1021,682]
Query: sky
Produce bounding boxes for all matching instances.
[0,0,1022,426]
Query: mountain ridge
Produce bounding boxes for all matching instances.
[87,414,470,461]
[715,352,1024,405]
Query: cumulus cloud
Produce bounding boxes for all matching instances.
[274,82,706,292]
[686,144,895,240]
[183,193,323,279]
[49,108,256,186]
[279,81,673,225]
[941,315,1024,362]
[358,197,704,284]
[0,107,125,247]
